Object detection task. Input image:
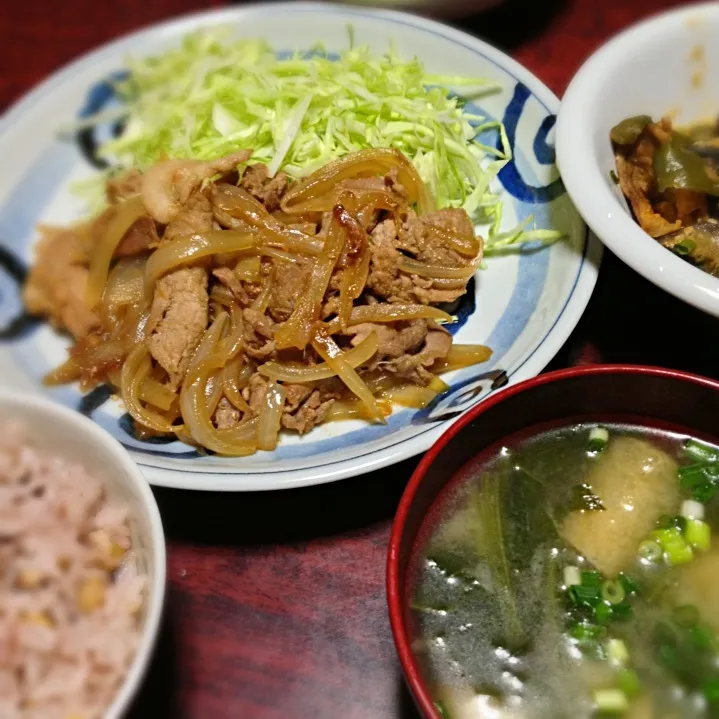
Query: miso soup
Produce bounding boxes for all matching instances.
[409,423,719,718]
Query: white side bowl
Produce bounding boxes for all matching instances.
[556,2,719,317]
[0,391,166,718]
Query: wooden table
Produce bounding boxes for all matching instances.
[2,0,717,716]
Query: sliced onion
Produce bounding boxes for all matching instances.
[216,417,258,442]
[428,277,470,290]
[180,357,258,456]
[275,210,346,350]
[213,184,322,255]
[214,307,244,360]
[325,397,393,421]
[108,368,175,411]
[234,256,261,281]
[86,196,146,308]
[336,206,370,328]
[222,358,252,413]
[428,375,450,393]
[100,256,145,329]
[434,344,493,372]
[398,257,478,280]
[43,357,82,386]
[381,383,438,409]
[211,284,235,308]
[259,247,302,264]
[121,344,177,433]
[325,304,453,334]
[145,230,257,294]
[259,331,378,382]
[281,148,433,215]
[256,381,287,451]
[311,328,385,423]
[251,267,274,312]
[424,222,481,258]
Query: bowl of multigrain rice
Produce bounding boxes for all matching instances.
[0,391,166,719]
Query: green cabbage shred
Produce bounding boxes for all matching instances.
[88,28,561,250]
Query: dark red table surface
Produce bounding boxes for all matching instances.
[2,1,718,717]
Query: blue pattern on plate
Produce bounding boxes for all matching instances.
[77,71,128,170]
[0,56,566,463]
[497,84,564,203]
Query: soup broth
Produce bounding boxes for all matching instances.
[409,423,719,718]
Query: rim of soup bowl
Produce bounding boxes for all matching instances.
[386,364,719,719]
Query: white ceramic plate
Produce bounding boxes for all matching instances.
[0,2,600,491]
[556,2,719,318]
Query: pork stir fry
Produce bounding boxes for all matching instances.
[611,114,719,277]
[24,148,492,455]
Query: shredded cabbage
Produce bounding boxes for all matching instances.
[90,28,560,247]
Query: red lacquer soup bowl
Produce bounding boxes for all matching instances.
[386,365,719,718]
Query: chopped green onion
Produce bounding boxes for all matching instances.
[691,622,716,650]
[563,565,581,587]
[638,540,663,562]
[651,527,682,545]
[601,580,626,605]
[686,519,711,552]
[617,669,641,698]
[606,638,629,665]
[588,427,610,452]
[703,678,719,703]
[595,601,614,625]
[610,602,634,622]
[581,570,603,588]
[569,583,601,607]
[569,621,607,643]
[681,499,705,520]
[664,535,694,565]
[593,689,629,713]
[673,604,700,628]
[434,700,451,719]
[609,169,619,185]
[692,481,719,504]
[617,573,638,596]
[673,238,697,256]
[679,459,719,503]
[685,439,719,464]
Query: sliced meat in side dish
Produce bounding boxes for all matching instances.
[240,164,289,212]
[345,320,427,360]
[106,168,142,204]
[212,266,251,305]
[399,208,479,267]
[147,267,209,389]
[242,308,277,361]
[367,216,479,305]
[267,261,311,322]
[283,384,313,413]
[114,216,159,258]
[23,225,100,339]
[243,373,270,415]
[142,149,252,224]
[147,190,213,388]
[366,218,418,303]
[162,191,214,244]
[214,397,241,429]
[384,323,453,385]
[281,389,334,435]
